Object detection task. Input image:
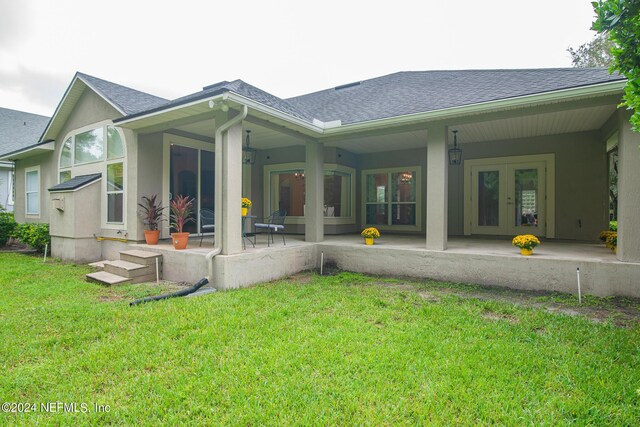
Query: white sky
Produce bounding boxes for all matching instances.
[0,0,598,117]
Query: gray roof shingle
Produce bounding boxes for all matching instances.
[0,107,50,156]
[77,73,169,115]
[48,173,101,192]
[285,68,625,124]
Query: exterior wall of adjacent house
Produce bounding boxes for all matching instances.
[0,167,13,212]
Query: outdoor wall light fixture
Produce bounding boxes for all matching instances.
[243,130,257,164]
[448,130,462,166]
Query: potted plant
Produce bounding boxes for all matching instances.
[606,232,618,253]
[512,234,541,256]
[170,195,195,250]
[242,197,252,216]
[361,227,381,245]
[138,194,165,245]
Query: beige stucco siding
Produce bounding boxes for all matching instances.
[13,152,55,224]
[136,132,164,240]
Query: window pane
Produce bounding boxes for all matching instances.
[60,137,72,167]
[107,193,123,223]
[74,128,103,164]
[27,193,39,214]
[26,170,38,192]
[478,170,500,226]
[391,204,416,225]
[366,173,387,203]
[391,171,416,202]
[366,204,387,225]
[272,172,305,216]
[107,126,124,159]
[60,170,71,183]
[200,150,215,211]
[107,163,124,192]
[324,171,351,217]
[515,168,538,227]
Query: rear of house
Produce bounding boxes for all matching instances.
[2,69,639,296]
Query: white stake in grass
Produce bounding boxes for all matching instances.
[320,251,324,276]
[576,267,582,304]
[156,258,160,284]
[43,244,48,263]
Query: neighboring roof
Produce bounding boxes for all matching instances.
[0,107,50,157]
[48,173,102,192]
[76,73,169,116]
[285,68,626,125]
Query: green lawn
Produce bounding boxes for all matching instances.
[0,253,638,426]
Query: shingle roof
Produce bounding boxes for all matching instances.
[48,173,101,192]
[126,79,313,122]
[0,107,50,156]
[77,73,169,115]
[285,68,625,125]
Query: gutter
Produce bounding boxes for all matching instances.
[205,104,249,283]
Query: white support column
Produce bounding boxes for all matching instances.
[617,111,640,262]
[426,125,448,250]
[305,140,324,242]
[214,110,244,255]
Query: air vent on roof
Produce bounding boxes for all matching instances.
[334,81,361,91]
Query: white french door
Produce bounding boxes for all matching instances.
[465,155,554,237]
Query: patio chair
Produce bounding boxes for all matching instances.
[199,208,215,246]
[253,210,287,247]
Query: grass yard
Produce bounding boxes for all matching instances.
[1,253,639,425]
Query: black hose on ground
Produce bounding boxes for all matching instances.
[130,278,210,306]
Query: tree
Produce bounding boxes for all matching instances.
[567,33,614,67]
[593,0,640,130]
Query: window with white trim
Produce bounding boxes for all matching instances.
[58,123,126,225]
[8,170,14,205]
[25,167,39,215]
[363,167,420,228]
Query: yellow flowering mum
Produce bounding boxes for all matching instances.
[241,198,252,208]
[361,227,381,239]
[512,234,541,250]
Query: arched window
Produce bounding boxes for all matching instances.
[58,123,126,226]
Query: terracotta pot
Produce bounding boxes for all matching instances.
[365,237,374,246]
[171,232,190,250]
[242,207,248,216]
[520,248,533,256]
[144,230,160,245]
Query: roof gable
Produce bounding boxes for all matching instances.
[41,72,169,142]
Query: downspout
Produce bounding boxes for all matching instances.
[205,104,248,283]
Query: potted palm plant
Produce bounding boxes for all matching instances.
[138,194,165,245]
[170,195,195,250]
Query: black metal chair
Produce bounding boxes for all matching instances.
[253,210,287,246]
[199,208,215,246]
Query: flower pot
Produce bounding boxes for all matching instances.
[364,237,374,245]
[520,248,533,256]
[171,232,190,250]
[242,207,248,216]
[144,230,160,245]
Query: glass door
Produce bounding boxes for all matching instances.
[471,162,545,236]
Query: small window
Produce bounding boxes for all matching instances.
[106,162,124,223]
[107,126,124,159]
[324,171,351,217]
[59,170,72,183]
[74,128,104,164]
[364,168,419,227]
[60,137,72,168]
[25,168,39,215]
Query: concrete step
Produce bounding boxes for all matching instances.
[88,260,107,271]
[103,260,152,279]
[86,271,132,286]
[120,249,163,268]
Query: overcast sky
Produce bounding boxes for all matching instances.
[1,0,599,117]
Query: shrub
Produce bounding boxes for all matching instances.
[0,212,17,246]
[13,223,51,252]
[609,221,618,231]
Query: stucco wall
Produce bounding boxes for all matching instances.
[13,152,54,224]
[448,130,608,240]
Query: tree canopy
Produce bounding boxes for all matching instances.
[567,33,614,67]
[593,0,640,130]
